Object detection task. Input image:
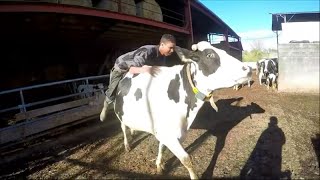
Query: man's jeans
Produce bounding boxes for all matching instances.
[104,68,126,104]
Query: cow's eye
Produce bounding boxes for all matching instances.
[207,53,215,58]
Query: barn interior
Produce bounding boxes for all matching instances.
[0,0,242,91]
[0,0,243,148]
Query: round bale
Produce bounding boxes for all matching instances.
[97,0,136,16]
[59,0,92,7]
[136,0,163,22]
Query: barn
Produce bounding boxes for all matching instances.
[0,0,242,148]
[0,2,319,179]
[272,11,319,93]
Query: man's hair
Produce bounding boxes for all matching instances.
[160,34,176,44]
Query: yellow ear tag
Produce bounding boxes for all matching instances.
[192,87,199,94]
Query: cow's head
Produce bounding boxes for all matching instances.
[175,41,252,94]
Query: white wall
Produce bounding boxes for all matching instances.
[279,22,320,43]
[278,43,319,93]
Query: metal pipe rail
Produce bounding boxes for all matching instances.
[0,75,109,120]
[0,74,109,146]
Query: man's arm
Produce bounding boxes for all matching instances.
[129,66,149,74]
[127,46,156,74]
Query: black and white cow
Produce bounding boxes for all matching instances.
[101,41,252,179]
[257,58,279,90]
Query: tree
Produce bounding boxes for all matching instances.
[243,40,277,62]
[243,49,265,62]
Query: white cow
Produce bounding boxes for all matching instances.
[233,66,252,90]
[100,41,252,179]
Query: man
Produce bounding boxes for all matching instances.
[100,34,176,121]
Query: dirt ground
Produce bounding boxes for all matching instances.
[0,74,319,179]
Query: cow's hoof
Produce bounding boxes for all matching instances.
[190,173,199,180]
[125,145,131,152]
[156,164,165,174]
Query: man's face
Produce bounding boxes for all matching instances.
[160,41,176,56]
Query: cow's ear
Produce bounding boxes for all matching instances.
[175,46,194,63]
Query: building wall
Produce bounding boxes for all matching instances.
[279,22,320,43]
[278,43,319,93]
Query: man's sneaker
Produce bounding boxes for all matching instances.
[100,100,109,122]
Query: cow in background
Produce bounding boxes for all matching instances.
[257,58,279,90]
[233,66,253,90]
[256,58,267,75]
[101,41,252,179]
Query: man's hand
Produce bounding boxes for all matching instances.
[143,66,160,77]
[129,66,160,77]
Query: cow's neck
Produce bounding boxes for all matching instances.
[180,64,208,129]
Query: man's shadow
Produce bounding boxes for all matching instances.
[240,116,291,179]
[189,97,266,179]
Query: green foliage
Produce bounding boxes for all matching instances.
[242,48,277,62]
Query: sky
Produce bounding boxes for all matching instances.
[199,0,320,51]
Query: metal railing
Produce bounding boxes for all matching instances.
[0,75,109,126]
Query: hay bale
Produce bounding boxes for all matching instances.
[96,0,118,12]
[59,0,92,7]
[39,0,59,3]
[136,0,163,21]
[5,0,58,2]
[120,0,136,15]
[97,0,136,16]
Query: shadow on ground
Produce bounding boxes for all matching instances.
[240,116,291,179]
[162,97,266,178]
[0,113,121,179]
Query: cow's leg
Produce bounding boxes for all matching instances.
[273,79,278,90]
[234,84,240,90]
[161,138,198,179]
[156,143,165,173]
[130,128,135,136]
[269,74,277,90]
[121,122,131,152]
[248,80,251,87]
[266,78,270,89]
[259,72,263,85]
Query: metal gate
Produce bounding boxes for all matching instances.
[0,75,109,148]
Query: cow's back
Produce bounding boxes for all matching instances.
[114,65,189,135]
